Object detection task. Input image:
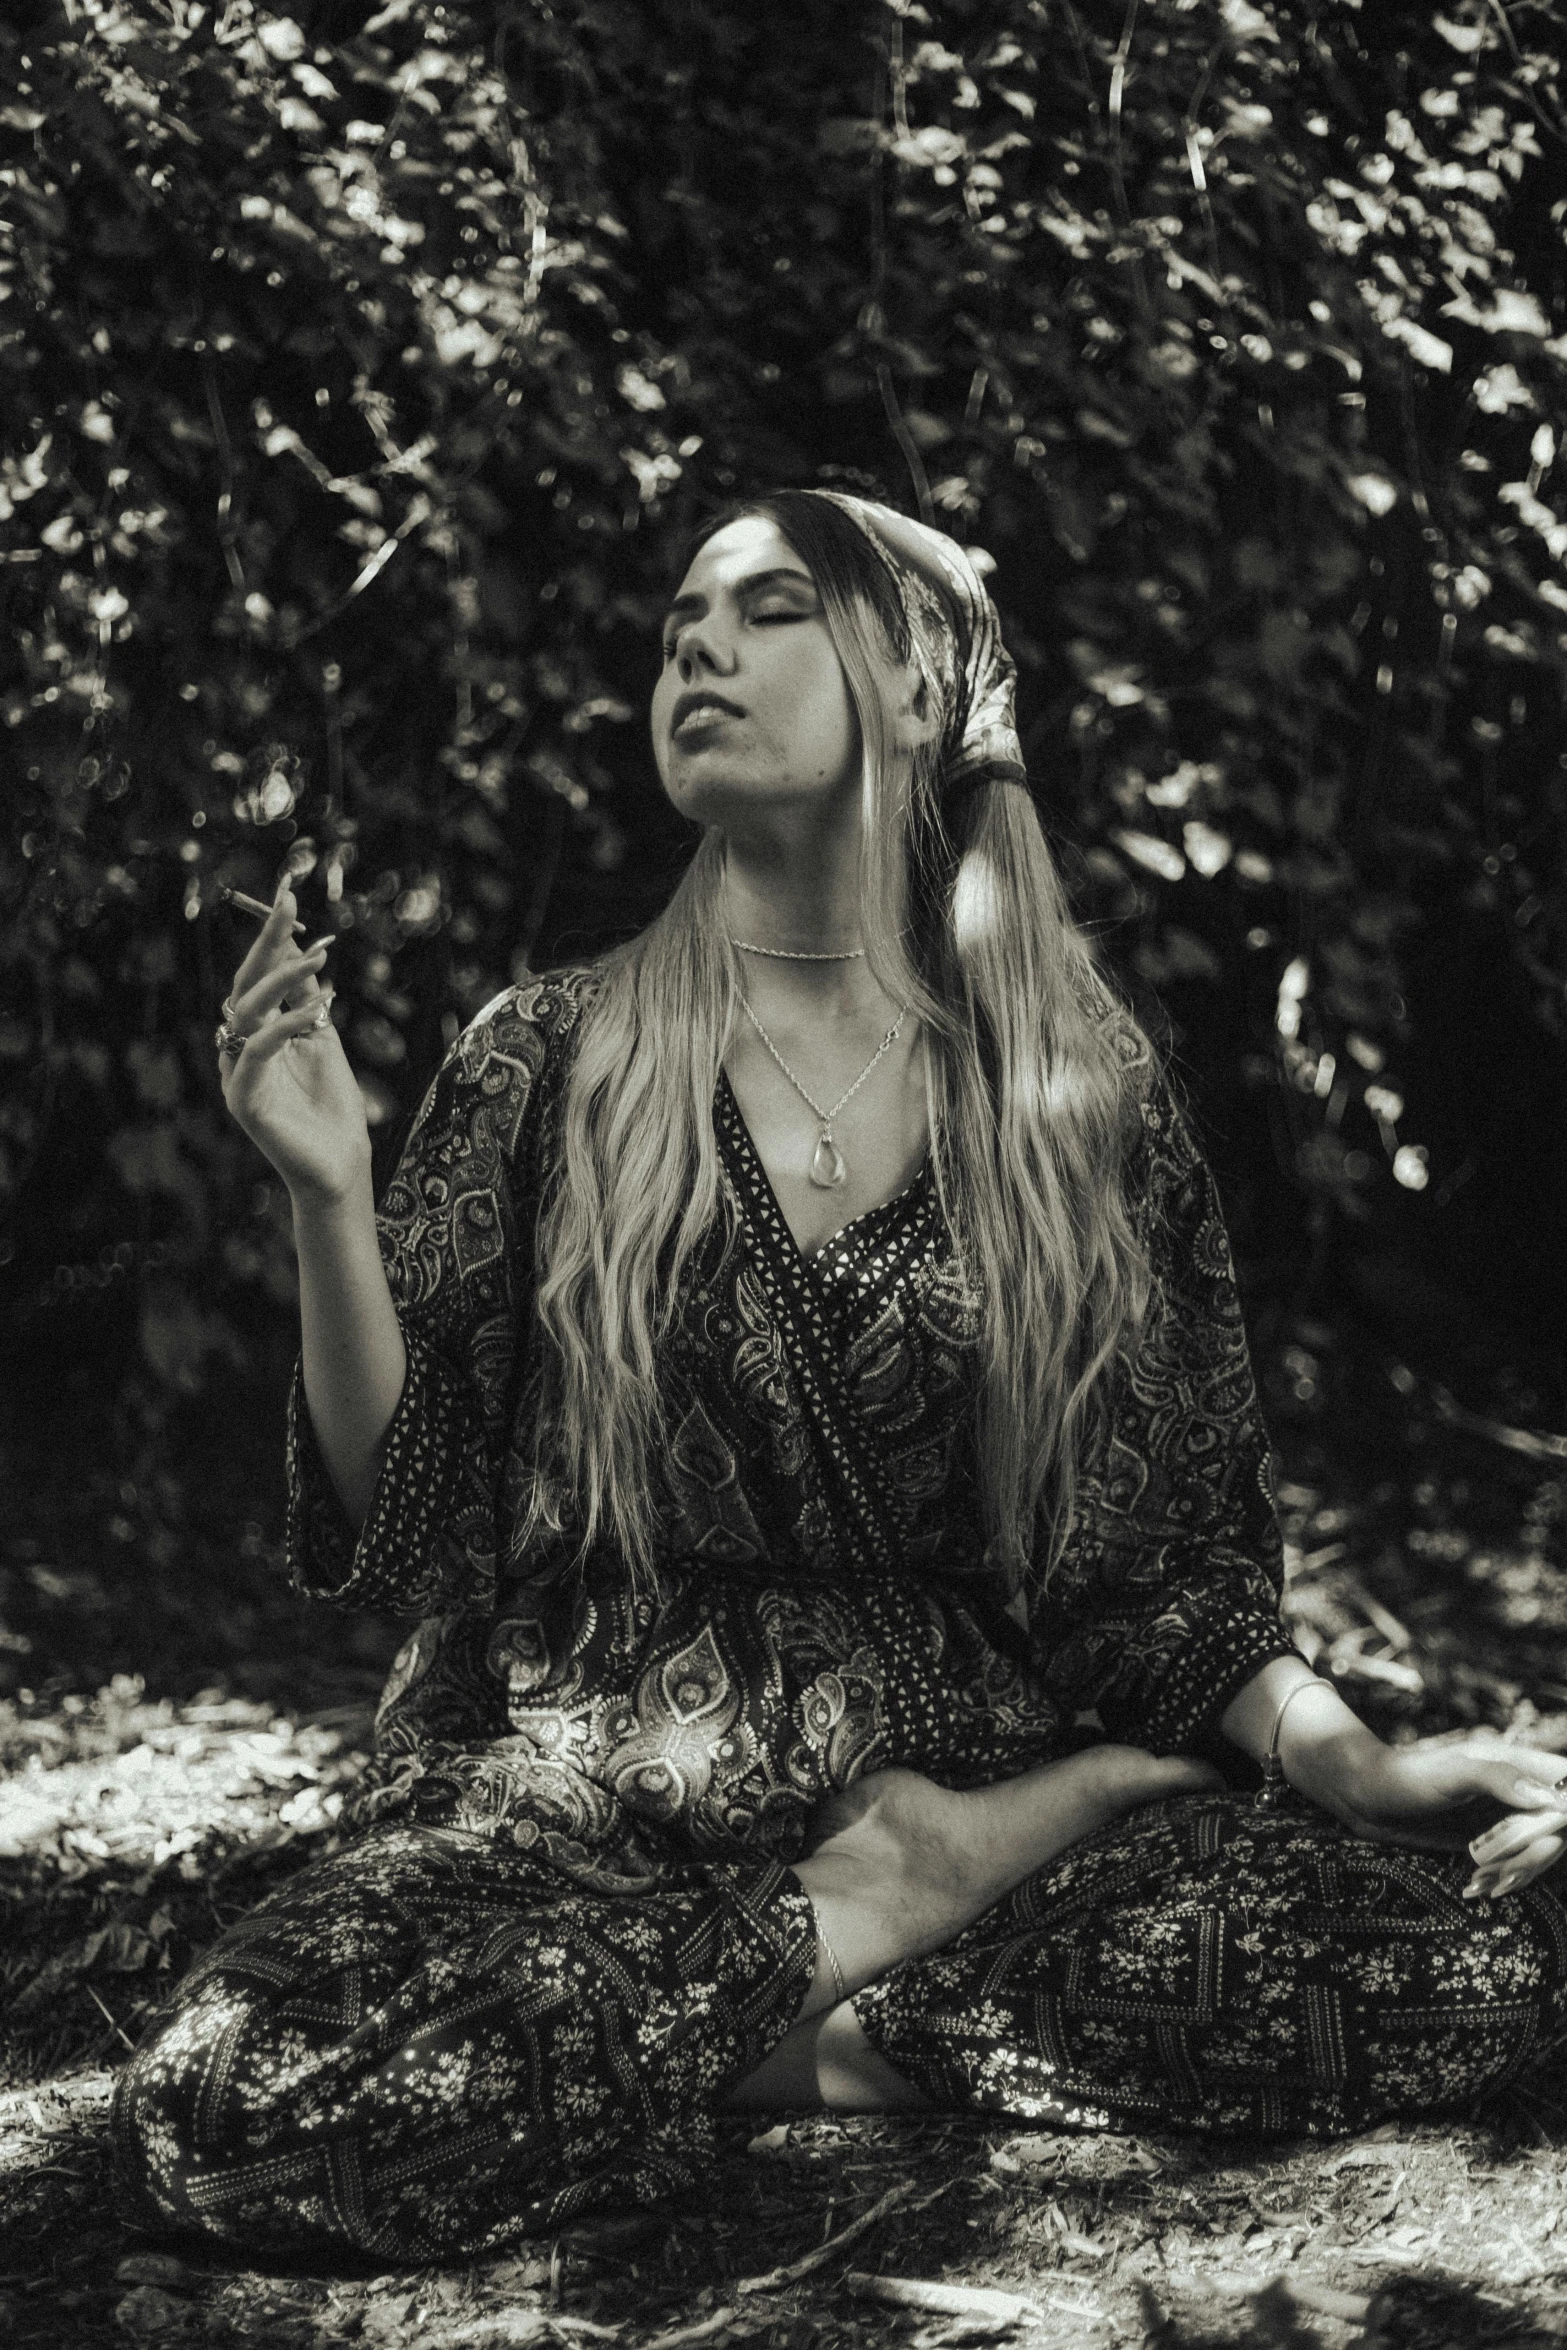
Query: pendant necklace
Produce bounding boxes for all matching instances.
[729,935,909,1191]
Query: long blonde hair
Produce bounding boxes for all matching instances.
[521,492,1155,1593]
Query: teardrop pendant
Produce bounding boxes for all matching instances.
[809,1129,848,1190]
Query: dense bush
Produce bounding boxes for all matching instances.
[2,0,1564,1503]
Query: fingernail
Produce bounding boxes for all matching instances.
[1462,1881,1483,1900]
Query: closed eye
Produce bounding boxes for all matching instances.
[661,610,806,660]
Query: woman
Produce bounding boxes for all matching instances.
[114,490,1567,2261]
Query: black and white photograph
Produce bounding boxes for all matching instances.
[3,1,1566,2342]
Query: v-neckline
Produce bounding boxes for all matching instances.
[715,1066,931,1270]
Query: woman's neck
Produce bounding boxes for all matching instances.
[722,836,861,954]
[721,843,901,1024]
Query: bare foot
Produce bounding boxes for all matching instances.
[791,1746,1220,2018]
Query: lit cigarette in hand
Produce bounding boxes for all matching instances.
[219,885,308,939]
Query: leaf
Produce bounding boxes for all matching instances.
[1382,317,1453,373]
[1433,15,1489,51]
[1115,832,1187,883]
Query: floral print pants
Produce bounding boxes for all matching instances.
[112,1791,1567,2263]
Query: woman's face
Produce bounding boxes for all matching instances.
[650,513,861,824]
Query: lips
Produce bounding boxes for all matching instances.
[672,690,744,735]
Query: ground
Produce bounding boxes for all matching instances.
[4,1329,1567,2350]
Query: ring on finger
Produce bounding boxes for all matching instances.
[286,1003,332,1048]
[215,1020,250,1059]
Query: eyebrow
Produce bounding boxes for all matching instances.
[661,565,818,629]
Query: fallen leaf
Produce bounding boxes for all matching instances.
[484,2257,552,2292]
[1323,2148,1382,2174]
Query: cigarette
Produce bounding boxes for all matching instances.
[219,885,307,938]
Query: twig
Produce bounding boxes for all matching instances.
[1105,0,1156,316]
[425,2317,621,2347]
[640,2310,737,2350]
[1108,0,1141,133]
[1180,40,1228,306]
[85,1983,136,2053]
[844,2273,1039,2321]
[202,360,246,594]
[874,362,936,530]
[1282,2280,1373,2322]
[1428,1380,1567,1463]
[733,2180,932,2295]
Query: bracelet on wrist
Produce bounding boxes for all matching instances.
[1256,1673,1330,1809]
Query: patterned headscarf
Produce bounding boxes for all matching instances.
[805,491,1028,805]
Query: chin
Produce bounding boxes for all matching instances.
[669,768,761,820]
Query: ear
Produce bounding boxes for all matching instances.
[888,661,940,754]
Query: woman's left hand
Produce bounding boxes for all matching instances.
[1315,1730,1567,1895]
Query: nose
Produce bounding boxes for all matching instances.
[670,617,737,681]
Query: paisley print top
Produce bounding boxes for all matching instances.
[285,969,1295,1885]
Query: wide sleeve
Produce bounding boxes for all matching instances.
[1027,1072,1296,1753]
[284,980,567,1618]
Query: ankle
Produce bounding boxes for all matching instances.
[794,1770,972,1998]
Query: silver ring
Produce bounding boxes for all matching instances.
[215,1020,249,1059]
[285,1004,332,1049]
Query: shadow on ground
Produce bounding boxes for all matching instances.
[4,1330,1567,2347]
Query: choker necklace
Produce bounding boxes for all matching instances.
[729,936,865,961]
[734,989,910,1190]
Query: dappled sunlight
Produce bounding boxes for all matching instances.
[0,1680,357,1870]
[1,1679,368,2090]
[5,1396,1567,2343]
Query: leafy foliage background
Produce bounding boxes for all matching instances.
[2,0,1565,1688]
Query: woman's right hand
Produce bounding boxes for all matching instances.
[219,883,369,1203]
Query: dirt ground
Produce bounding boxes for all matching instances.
[5,1337,1567,2350]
